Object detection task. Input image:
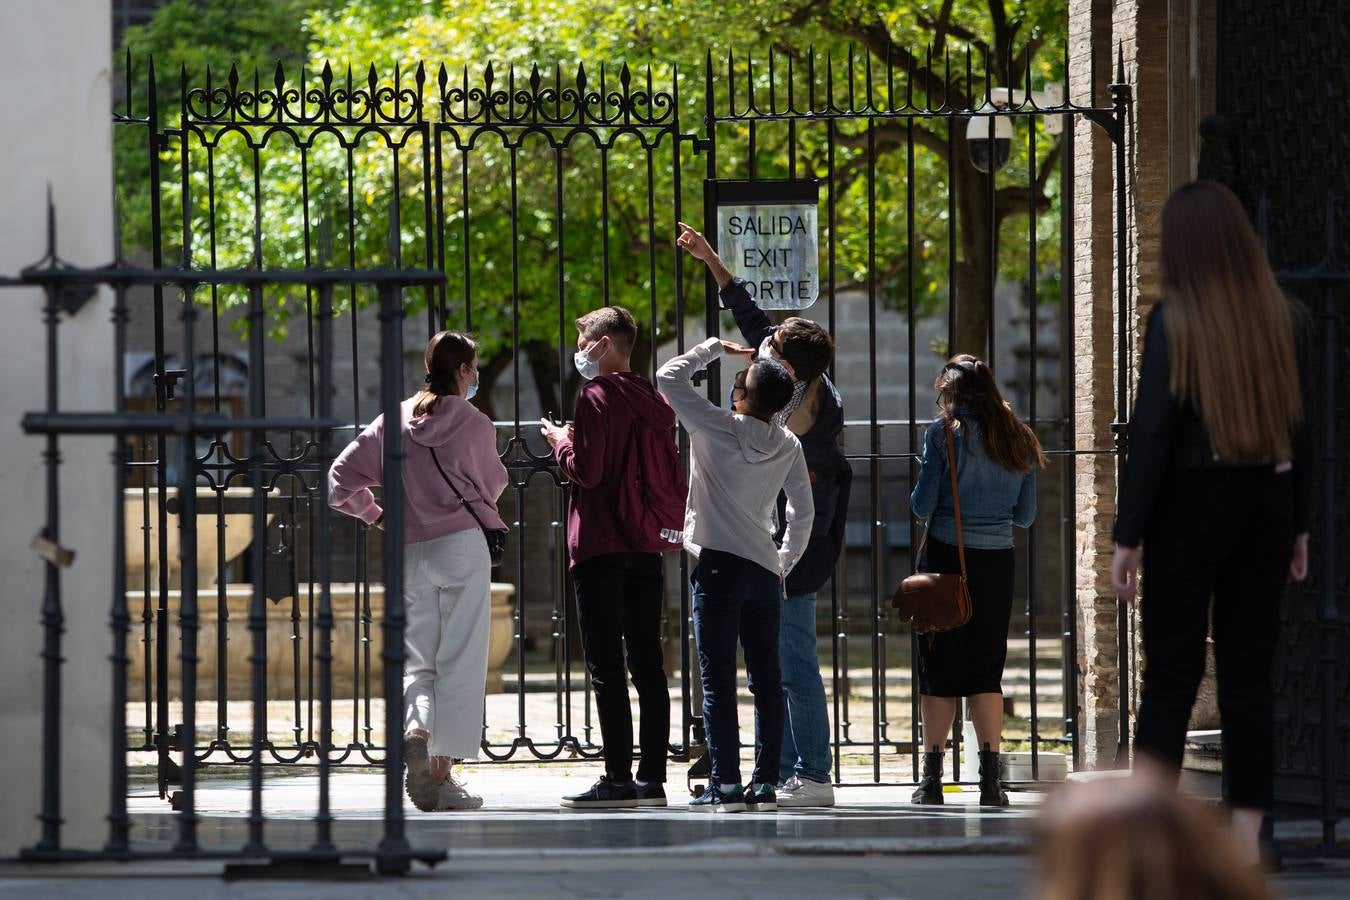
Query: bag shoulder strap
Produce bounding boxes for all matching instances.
[945,423,967,580]
[429,446,490,534]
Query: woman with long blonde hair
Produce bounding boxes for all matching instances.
[1111,181,1313,865]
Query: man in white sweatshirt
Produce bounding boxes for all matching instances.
[657,338,814,813]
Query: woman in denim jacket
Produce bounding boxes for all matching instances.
[908,355,1044,806]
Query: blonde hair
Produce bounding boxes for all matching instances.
[1159,181,1302,463]
[1037,778,1270,900]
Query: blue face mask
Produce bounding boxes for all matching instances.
[465,379,479,401]
[574,340,608,381]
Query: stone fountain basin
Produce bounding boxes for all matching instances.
[126,581,518,700]
[124,487,270,588]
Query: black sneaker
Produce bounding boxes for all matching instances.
[689,783,747,813]
[560,776,640,809]
[634,781,668,807]
[744,783,777,811]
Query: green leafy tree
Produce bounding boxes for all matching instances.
[118,0,1068,416]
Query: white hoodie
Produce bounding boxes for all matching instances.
[656,338,814,577]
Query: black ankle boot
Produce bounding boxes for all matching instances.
[978,747,1009,807]
[911,751,944,804]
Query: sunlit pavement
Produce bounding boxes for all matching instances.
[0,766,1345,898]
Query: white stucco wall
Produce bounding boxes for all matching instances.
[0,0,115,856]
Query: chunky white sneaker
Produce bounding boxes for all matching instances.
[776,774,835,808]
[436,772,484,810]
[403,733,439,812]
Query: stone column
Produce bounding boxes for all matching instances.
[0,0,115,855]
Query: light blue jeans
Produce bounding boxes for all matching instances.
[779,592,832,784]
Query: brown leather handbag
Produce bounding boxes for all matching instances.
[891,424,972,642]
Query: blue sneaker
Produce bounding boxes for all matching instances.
[689,783,747,813]
[744,783,777,811]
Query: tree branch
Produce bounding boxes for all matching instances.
[791,4,966,109]
[916,1,986,54]
[988,0,1009,41]
[934,0,958,49]
[835,122,950,158]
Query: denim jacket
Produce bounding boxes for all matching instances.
[909,416,1037,551]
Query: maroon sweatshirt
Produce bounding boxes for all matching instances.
[553,371,677,566]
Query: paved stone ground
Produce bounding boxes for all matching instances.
[2,766,1346,898]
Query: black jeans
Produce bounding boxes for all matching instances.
[691,548,783,788]
[572,552,670,783]
[1134,467,1296,809]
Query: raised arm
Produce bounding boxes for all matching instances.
[655,338,735,436]
[328,415,386,525]
[676,221,774,346]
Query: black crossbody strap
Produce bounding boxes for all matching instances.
[428,446,491,534]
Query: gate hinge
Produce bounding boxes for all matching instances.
[683,135,712,155]
[154,369,188,402]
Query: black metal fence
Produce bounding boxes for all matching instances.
[5,42,1134,867]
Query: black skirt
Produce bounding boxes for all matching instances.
[914,538,1015,697]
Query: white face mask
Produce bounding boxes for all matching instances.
[756,333,776,362]
[574,339,608,381]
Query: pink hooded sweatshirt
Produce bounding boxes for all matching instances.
[328,395,509,543]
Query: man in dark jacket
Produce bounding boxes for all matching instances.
[542,306,674,810]
[678,222,852,807]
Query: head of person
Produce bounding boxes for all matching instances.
[1036,777,1270,900]
[732,357,795,423]
[574,306,637,379]
[413,331,479,416]
[1160,180,1301,463]
[935,354,1046,472]
[756,317,834,384]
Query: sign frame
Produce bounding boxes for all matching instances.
[704,178,821,311]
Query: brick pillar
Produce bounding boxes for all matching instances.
[1069,0,1176,770]
[1069,0,1121,769]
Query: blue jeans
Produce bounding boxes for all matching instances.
[779,592,832,783]
[691,549,782,788]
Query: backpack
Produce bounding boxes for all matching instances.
[616,416,688,553]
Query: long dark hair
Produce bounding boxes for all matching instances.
[412,331,476,417]
[1160,181,1301,463]
[935,355,1045,473]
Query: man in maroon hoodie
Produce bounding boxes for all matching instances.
[541,306,673,808]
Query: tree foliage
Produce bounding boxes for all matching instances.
[118,0,1069,414]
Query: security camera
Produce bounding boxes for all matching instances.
[967,110,1012,174]
[965,85,1064,174]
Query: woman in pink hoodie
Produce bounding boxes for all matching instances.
[328,331,508,812]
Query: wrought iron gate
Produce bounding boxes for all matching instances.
[5,40,1133,866]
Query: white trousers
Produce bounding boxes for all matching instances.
[402,528,491,760]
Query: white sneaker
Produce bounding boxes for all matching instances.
[776,774,835,808]
[435,772,484,810]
